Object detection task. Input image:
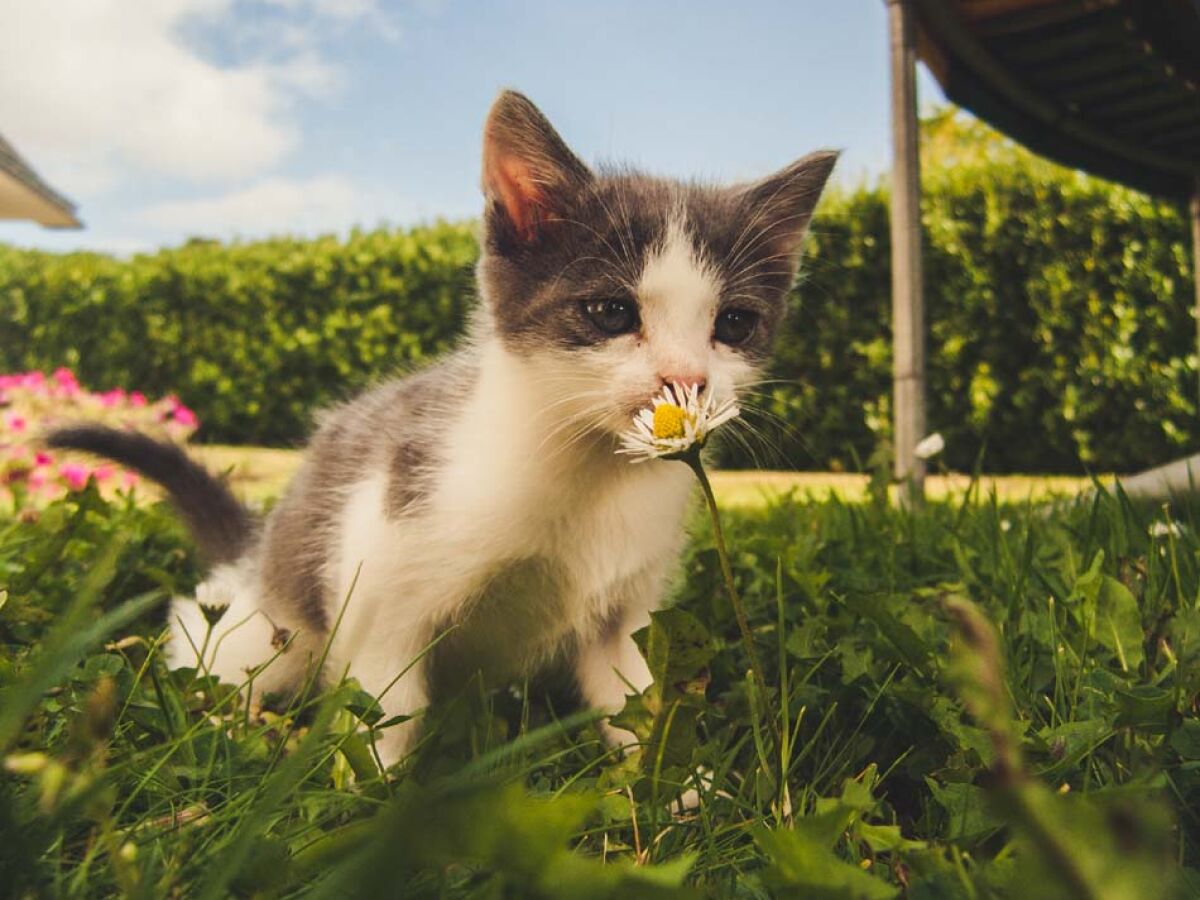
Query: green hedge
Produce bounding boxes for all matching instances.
[0,224,478,446]
[1,115,1196,472]
[777,115,1196,473]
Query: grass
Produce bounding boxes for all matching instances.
[2,471,1199,897]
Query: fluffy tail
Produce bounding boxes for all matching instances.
[46,425,255,565]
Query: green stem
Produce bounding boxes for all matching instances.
[686,454,779,745]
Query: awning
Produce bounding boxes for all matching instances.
[0,133,82,229]
[915,0,1200,199]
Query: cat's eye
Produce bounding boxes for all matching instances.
[714,308,758,345]
[584,298,640,336]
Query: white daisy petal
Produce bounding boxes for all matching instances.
[616,384,741,463]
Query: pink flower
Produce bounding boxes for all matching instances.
[52,368,79,398]
[94,464,114,482]
[23,371,46,389]
[28,469,47,490]
[99,388,126,408]
[59,462,90,491]
[129,391,147,407]
[5,414,26,433]
[122,471,139,488]
[34,452,52,467]
[172,405,198,428]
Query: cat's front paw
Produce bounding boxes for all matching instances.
[596,717,640,753]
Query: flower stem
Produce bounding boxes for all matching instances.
[686,455,779,745]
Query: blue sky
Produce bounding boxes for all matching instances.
[1,1,945,254]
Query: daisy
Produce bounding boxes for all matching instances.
[618,383,740,463]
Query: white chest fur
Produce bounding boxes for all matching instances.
[327,341,695,694]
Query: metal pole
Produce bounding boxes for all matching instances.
[887,0,926,505]
[1192,181,1200,413]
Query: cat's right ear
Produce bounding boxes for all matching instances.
[482,90,592,244]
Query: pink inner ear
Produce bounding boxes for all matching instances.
[484,152,547,242]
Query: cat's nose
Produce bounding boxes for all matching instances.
[661,374,707,395]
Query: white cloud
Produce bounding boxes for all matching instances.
[261,0,400,37]
[137,175,361,237]
[0,0,363,186]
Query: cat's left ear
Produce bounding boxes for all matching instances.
[738,150,840,264]
[482,90,593,243]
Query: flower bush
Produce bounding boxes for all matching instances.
[0,367,198,506]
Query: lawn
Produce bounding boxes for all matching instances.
[2,468,1197,897]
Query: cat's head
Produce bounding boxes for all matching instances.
[476,90,837,443]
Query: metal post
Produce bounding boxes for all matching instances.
[1192,181,1200,412]
[887,0,926,505]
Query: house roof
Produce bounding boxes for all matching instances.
[915,0,1200,198]
[0,132,82,228]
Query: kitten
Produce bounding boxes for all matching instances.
[50,91,837,766]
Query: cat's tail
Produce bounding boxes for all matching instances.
[46,425,255,565]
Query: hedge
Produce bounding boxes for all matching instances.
[0,225,478,446]
[780,112,1197,473]
[1,113,1196,473]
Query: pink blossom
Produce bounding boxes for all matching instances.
[129,391,147,407]
[34,452,52,467]
[52,368,79,398]
[172,405,198,428]
[23,371,46,389]
[5,414,27,433]
[94,464,115,482]
[28,469,47,490]
[99,388,126,408]
[59,462,91,491]
[122,471,139,488]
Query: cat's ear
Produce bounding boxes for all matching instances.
[738,150,840,264]
[482,90,592,243]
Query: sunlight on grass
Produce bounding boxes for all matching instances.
[195,444,1096,506]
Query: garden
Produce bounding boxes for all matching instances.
[3,115,1200,897]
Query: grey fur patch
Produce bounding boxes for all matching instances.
[256,355,476,634]
[382,361,475,519]
[479,153,839,364]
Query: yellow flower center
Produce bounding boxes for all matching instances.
[653,403,688,440]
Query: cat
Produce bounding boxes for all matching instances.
[50,90,837,767]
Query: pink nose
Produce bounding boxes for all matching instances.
[661,374,707,394]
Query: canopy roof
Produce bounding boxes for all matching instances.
[0,132,81,229]
[915,0,1200,198]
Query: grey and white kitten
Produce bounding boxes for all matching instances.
[51,91,837,766]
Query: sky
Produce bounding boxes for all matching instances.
[0,0,946,255]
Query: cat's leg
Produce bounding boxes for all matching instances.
[575,569,661,750]
[335,627,434,771]
[576,568,712,812]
